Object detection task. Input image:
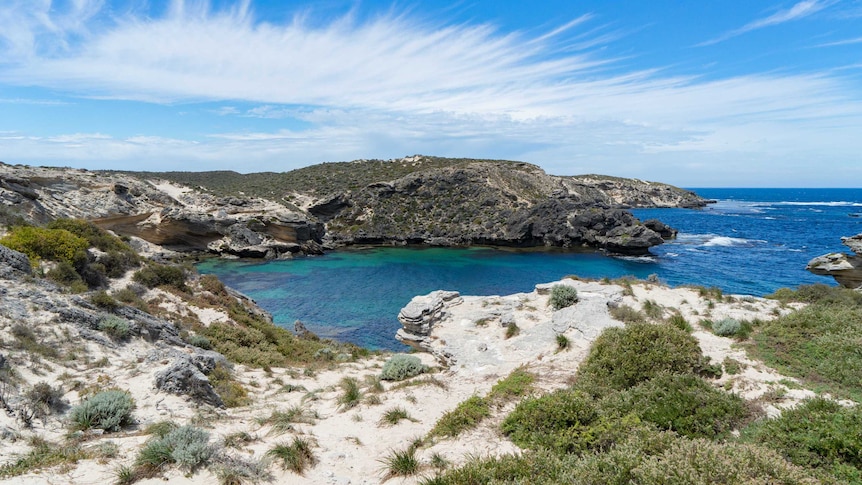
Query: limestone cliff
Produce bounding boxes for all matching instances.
[1,156,710,256]
[807,234,862,289]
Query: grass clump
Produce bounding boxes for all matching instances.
[504,322,520,339]
[338,377,362,411]
[379,407,415,426]
[549,284,578,310]
[267,437,317,475]
[380,447,420,478]
[258,405,317,434]
[380,354,428,381]
[576,322,715,394]
[641,299,663,320]
[207,363,251,408]
[555,334,569,351]
[0,437,90,479]
[429,396,491,438]
[70,389,135,432]
[666,312,693,333]
[488,366,534,403]
[723,356,745,375]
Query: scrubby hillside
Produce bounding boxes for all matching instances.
[125,155,708,255]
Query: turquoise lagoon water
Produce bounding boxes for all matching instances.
[197,188,862,350]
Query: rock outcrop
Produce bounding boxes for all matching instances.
[2,156,709,257]
[807,234,862,289]
[0,163,323,258]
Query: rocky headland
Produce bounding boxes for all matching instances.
[2,155,710,258]
[807,233,862,289]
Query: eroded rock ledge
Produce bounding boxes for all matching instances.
[807,234,862,289]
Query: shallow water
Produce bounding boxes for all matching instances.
[197,188,862,350]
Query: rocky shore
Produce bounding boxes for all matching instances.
[807,233,862,289]
[2,156,709,258]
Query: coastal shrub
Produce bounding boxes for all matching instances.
[609,304,646,323]
[740,397,862,479]
[750,302,862,400]
[576,323,710,394]
[133,264,188,291]
[0,436,90,479]
[0,226,88,267]
[70,389,135,432]
[45,261,87,292]
[136,425,213,472]
[712,317,741,336]
[207,363,250,408]
[380,354,428,381]
[430,395,491,438]
[267,437,317,474]
[641,299,663,320]
[666,313,693,333]
[210,454,273,485]
[598,373,747,439]
[186,334,212,350]
[24,382,67,418]
[632,439,828,485]
[90,290,119,311]
[768,283,862,306]
[98,315,131,341]
[549,285,578,310]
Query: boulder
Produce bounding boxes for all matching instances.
[398,290,461,338]
[154,357,225,408]
[0,244,31,275]
[806,234,862,289]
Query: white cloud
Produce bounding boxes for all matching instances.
[698,0,833,46]
[0,1,860,186]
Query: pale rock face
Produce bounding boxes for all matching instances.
[807,233,862,289]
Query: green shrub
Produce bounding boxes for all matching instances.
[207,363,250,408]
[549,285,578,310]
[186,334,212,350]
[750,302,862,401]
[609,304,647,323]
[576,323,711,393]
[768,284,862,306]
[0,226,88,266]
[136,425,213,472]
[712,317,741,336]
[631,438,828,484]
[379,407,414,426]
[46,219,129,253]
[45,261,86,291]
[0,437,90,479]
[556,334,570,351]
[741,397,862,479]
[501,388,598,453]
[430,396,491,438]
[338,377,362,411]
[98,315,131,341]
[599,373,747,439]
[90,290,119,311]
[133,264,188,291]
[70,390,135,432]
[380,354,428,381]
[666,313,693,333]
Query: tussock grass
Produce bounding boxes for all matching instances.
[267,437,317,475]
[429,396,490,438]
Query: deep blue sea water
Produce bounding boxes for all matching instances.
[197,188,862,350]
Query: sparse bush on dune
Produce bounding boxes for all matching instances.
[70,390,135,432]
[380,354,428,381]
[549,284,578,310]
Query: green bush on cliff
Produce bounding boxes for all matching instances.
[575,322,717,394]
[133,264,188,291]
[549,285,579,310]
[0,226,88,267]
[380,354,427,381]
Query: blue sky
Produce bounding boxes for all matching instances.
[1,1,861,186]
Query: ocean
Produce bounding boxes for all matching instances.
[196,188,862,350]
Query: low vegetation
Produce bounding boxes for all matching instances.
[429,395,491,438]
[549,284,578,310]
[69,389,135,432]
[380,354,428,381]
[267,437,317,475]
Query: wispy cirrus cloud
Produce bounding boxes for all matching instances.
[0,1,860,186]
[698,0,833,46]
[817,35,862,47]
